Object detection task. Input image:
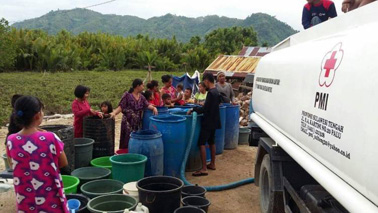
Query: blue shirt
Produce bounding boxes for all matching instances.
[302,0,337,29]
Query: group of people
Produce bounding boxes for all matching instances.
[302,0,376,29]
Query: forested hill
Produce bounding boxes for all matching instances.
[12,8,297,45]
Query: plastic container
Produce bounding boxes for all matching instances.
[142,107,169,130]
[87,194,137,213]
[224,105,240,150]
[90,156,112,179]
[110,154,147,183]
[81,179,124,199]
[74,138,95,169]
[174,206,206,213]
[181,185,207,198]
[137,176,184,213]
[68,199,81,211]
[215,105,227,155]
[182,196,211,213]
[66,194,90,213]
[238,127,251,145]
[170,111,203,172]
[62,175,80,194]
[149,115,187,177]
[115,149,128,155]
[71,167,111,190]
[123,182,139,202]
[83,116,115,158]
[129,130,164,176]
[2,153,11,171]
[41,125,74,174]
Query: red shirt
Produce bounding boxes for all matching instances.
[72,99,95,138]
[150,91,162,106]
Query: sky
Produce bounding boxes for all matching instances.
[0,0,345,31]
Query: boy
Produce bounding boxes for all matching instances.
[184,88,195,104]
[188,73,221,176]
[302,0,337,29]
[162,93,174,108]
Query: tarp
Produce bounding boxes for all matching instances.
[172,71,201,95]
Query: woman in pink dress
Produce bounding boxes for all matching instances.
[6,96,69,212]
[160,75,180,104]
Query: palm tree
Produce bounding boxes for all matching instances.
[136,51,158,82]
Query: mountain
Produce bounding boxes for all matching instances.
[12,8,297,45]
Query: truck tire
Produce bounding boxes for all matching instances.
[259,154,284,213]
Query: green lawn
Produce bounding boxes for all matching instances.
[0,70,187,126]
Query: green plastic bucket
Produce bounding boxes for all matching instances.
[91,156,112,178]
[74,138,95,169]
[2,153,11,171]
[238,127,251,145]
[110,154,147,183]
[87,194,137,213]
[62,175,80,194]
[81,179,124,199]
[71,167,111,191]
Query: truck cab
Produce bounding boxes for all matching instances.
[252,2,378,212]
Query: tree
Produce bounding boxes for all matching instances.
[204,26,258,55]
[0,18,16,71]
[136,51,158,82]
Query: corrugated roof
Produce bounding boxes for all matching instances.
[239,46,272,57]
[205,55,261,74]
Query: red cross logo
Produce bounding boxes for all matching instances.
[319,43,344,87]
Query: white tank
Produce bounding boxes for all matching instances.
[252,2,378,211]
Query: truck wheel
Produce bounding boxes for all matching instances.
[259,154,283,213]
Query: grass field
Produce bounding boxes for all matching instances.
[0,70,187,126]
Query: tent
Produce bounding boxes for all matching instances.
[172,71,201,95]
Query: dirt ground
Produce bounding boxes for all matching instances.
[0,115,261,213]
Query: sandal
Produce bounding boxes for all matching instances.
[192,171,208,176]
[207,165,216,170]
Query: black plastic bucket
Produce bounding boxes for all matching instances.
[66,194,90,213]
[181,185,207,198]
[41,125,74,174]
[74,138,95,169]
[174,206,206,213]
[137,176,184,213]
[83,116,115,158]
[182,196,211,213]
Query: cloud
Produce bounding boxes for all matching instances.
[0,0,345,30]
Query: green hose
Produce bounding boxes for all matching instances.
[180,111,255,191]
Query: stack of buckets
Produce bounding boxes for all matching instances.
[60,103,242,212]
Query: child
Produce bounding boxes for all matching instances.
[6,96,69,212]
[184,88,195,104]
[72,85,102,138]
[195,82,208,106]
[100,101,113,116]
[142,90,154,104]
[176,84,185,105]
[147,80,162,106]
[162,93,174,108]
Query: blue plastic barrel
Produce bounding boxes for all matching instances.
[224,104,240,150]
[149,115,187,177]
[215,105,226,155]
[170,111,203,172]
[142,107,169,130]
[129,130,164,176]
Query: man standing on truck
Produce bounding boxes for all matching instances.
[188,73,221,176]
[302,0,338,29]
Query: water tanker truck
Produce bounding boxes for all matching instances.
[251,2,378,212]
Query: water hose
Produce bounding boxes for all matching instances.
[180,111,255,191]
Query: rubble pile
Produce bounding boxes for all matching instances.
[235,91,252,127]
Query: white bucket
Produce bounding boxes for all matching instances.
[123,182,139,202]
